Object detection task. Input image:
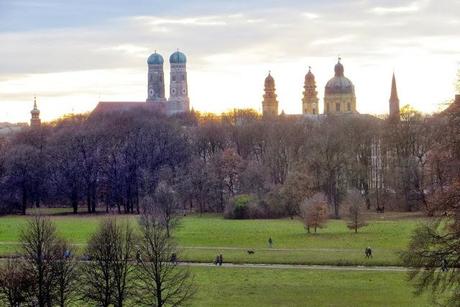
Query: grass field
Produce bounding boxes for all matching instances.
[190,267,431,307]
[0,211,425,266]
[0,210,433,306]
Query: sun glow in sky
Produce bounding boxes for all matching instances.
[1,0,459,123]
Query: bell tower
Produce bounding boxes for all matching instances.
[30,97,41,128]
[146,51,167,104]
[302,67,319,115]
[168,50,190,114]
[262,71,278,117]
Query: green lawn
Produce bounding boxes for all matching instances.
[0,213,424,266]
[191,266,430,307]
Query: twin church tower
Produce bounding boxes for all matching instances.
[146,50,190,114]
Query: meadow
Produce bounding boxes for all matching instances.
[0,210,425,266]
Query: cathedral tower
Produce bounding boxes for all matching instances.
[302,67,319,115]
[146,51,167,104]
[389,73,400,121]
[324,58,357,114]
[30,97,41,128]
[168,50,190,114]
[262,72,278,117]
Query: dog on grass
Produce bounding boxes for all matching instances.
[247,250,255,255]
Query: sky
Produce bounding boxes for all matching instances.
[0,0,459,123]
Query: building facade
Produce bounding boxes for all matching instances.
[262,72,279,117]
[302,67,319,115]
[324,58,357,114]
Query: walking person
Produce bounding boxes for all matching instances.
[268,237,273,248]
[219,254,223,266]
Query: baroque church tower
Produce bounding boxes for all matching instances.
[168,50,190,114]
[302,67,319,115]
[146,51,167,104]
[389,73,400,121]
[30,97,41,128]
[262,72,279,117]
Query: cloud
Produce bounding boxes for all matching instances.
[371,1,426,15]
[0,0,459,122]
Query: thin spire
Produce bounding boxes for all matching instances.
[390,72,399,102]
[308,66,311,72]
[33,96,38,109]
[338,56,341,63]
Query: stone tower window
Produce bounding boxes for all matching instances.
[326,104,330,113]
[336,103,340,112]
[313,108,316,115]
[347,103,351,111]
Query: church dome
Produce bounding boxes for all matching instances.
[325,59,354,95]
[170,51,187,64]
[147,52,164,65]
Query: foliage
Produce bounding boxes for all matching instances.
[299,193,329,233]
[344,190,368,233]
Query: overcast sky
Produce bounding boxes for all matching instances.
[1,0,459,123]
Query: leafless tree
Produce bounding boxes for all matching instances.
[51,239,78,307]
[344,190,368,233]
[299,193,329,233]
[80,218,136,307]
[136,212,196,307]
[0,259,34,307]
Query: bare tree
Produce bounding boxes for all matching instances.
[136,213,196,307]
[0,259,34,307]
[20,215,59,307]
[143,181,180,238]
[344,190,368,233]
[299,193,329,233]
[80,218,135,307]
[51,239,78,307]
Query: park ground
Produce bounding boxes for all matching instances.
[0,209,432,306]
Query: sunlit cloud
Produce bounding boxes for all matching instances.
[0,0,459,123]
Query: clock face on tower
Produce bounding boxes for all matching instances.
[148,88,154,97]
[171,88,177,96]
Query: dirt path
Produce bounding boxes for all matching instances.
[178,262,411,272]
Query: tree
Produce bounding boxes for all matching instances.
[0,259,34,307]
[136,212,196,307]
[344,190,368,233]
[51,239,78,307]
[19,215,76,307]
[80,218,135,307]
[299,193,329,233]
[143,181,180,238]
[401,105,460,306]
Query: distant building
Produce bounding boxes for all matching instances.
[262,72,279,117]
[302,67,319,115]
[389,73,400,121]
[146,51,167,105]
[168,51,190,114]
[30,97,41,128]
[93,50,190,116]
[324,58,357,114]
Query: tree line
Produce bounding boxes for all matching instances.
[0,105,449,219]
[0,202,194,307]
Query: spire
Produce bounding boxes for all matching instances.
[30,96,41,128]
[33,96,38,110]
[390,72,399,102]
[389,72,400,121]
